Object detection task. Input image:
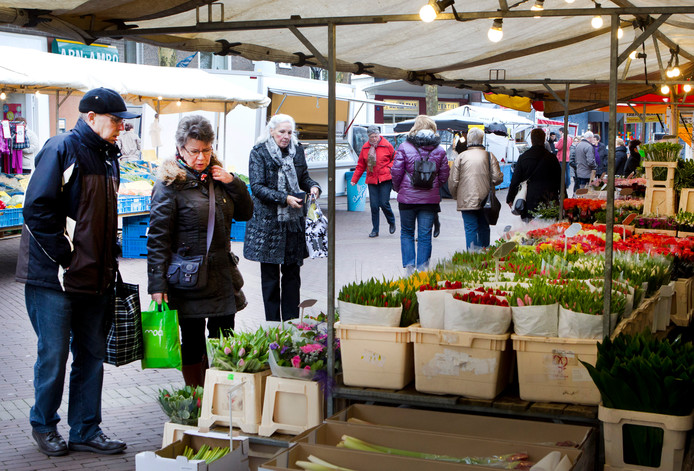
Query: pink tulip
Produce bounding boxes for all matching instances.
[224,347,231,355]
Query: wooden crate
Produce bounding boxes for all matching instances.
[678,188,694,213]
[634,227,677,237]
[612,296,657,338]
[643,187,676,216]
[643,161,677,188]
[677,231,694,238]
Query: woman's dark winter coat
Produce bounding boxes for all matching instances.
[243,142,320,265]
[507,145,562,219]
[623,148,641,177]
[147,156,253,318]
[615,145,628,176]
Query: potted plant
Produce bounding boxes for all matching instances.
[158,385,204,426]
[633,215,678,236]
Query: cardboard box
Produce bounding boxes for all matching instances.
[294,422,582,467]
[259,442,517,471]
[136,431,249,471]
[410,325,512,399]
[162,421,198,448]
[326,403,595,471]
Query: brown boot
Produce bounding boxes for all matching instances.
[181,362,204,388]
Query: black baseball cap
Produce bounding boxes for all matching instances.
[79,88,140,119]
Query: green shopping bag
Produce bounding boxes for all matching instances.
[141,301,182,370]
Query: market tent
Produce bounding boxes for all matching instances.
[1,2,693,116]
[393,105,533,133]
[0,45,270,113]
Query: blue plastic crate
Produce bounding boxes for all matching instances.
[121,235,148,259]
[230,221,246,241]
[123,215,149,239]
[118,195,151,214]
[0,207,23,228]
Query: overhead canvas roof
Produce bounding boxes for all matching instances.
[0,45,270,113]
[1,1,693,116]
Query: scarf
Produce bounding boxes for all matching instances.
[265,138,303,232]
[177,155,211,182]
[367,143,377,173]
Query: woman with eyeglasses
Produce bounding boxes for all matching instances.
[147,115,253,387]
[243,114,321,322]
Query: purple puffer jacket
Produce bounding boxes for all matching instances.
[391,134,450,204]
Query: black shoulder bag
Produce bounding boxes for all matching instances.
[482,152,502,226]
[166,179,215,290]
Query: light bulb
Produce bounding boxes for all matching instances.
[35,90,41,96]
[488,19,503,43]
[591,15,603,29]
[176,100,182,107]
[419,4,437,23]
[157,96,163,101]
[629,50,637,60]
[684,84,692,93]
[617,27,623,39]
[0,92,5,100]
[565,0,575,3]
[671,66,681,77]
[531,0,544,11]
[661,84,670,95]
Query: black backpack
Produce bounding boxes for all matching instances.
[410,149,437,189]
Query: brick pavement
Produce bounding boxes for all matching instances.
[0,193,518,470]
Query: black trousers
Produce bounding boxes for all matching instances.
[179,315,234,365]
[260,262,301,322]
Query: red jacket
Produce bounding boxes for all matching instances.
[351,136,395,185]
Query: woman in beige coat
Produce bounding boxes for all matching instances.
[448,127,503,249]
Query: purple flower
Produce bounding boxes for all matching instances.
[281,346,289,354]
[238,359,245,367]
[269,342,279,350]
[238,347,246,357]
[224,347,231,355]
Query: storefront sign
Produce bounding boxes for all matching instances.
[51,39,119,62]
[625,114,660,124]
[438,101,459,112]
[383,99,419,111]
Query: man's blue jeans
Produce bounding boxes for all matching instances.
[461,209,491,250]
[367,181,395,233]
[26,284,110,443]
[399,207,435,271]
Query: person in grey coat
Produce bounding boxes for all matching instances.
[243,114,321,322]
[574,131,597,191]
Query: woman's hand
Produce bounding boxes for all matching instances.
[286,195,303,209]
[350,182,355,186]
[211,165,233,184]
[310,186,320,197]
[152,292,168,305]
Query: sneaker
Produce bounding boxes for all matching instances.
[32,430,68,457]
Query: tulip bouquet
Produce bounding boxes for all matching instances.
[338,278,402,308]
[208,326,291,373]
[158,385,204,425]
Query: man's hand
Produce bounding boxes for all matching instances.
[152,292,168,304]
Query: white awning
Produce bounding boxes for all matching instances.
[268,88,416,108]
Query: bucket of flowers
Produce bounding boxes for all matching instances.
[444,286,511,334]
[157,385,204,425]
[509,280,562,337]
[337,278,403,327]
[557,281,626,339]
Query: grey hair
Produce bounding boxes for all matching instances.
[175,115,215,149]
[256,114,298,146]
[583,131,594,140]
[467,127,484,145]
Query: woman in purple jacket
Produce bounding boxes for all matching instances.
[391,115,450,274]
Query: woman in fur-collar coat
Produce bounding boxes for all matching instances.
[243,114,321,322]
[147,115,253,387]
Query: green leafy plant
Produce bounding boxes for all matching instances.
[675,159,694,192]
[338,278,402,308]
[641,142,683,162]
[208,327,290,372]
[530,201,561,221]
[580,332,694,467]
[158,385,204,425]
[676,210,694,232]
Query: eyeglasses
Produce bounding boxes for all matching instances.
[183,146,213,157]
[105,114,124,126]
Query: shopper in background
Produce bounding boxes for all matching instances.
[244,114,321,322]
[547,131,558,156]
[391,115,449,274]
[574,131,597,191]
[16,117,39,174]
[16,87,138,457]
[594,133,608,177]
[507,128,562,222]
[449,127,503,250]
[116,122,141,161]
[615,137,628,176]
[554,127,573,190]
[623,139,642,177]
[147,115,253,387]
[351,125,397,238]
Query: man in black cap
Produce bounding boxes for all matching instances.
[16,88,139,457]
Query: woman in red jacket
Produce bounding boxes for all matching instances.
[351,125,397,237]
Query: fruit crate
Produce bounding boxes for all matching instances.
[0,207,23,228]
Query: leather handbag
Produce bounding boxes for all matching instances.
[482,152,501,226]
[166,179,215,290]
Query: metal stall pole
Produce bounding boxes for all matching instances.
[561,84,571,209]
[603,14,619,335]
[326,21,337,417]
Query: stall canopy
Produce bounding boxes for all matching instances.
[393,104,533,133]
[1,2,693,117]
[0,45,270,113]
